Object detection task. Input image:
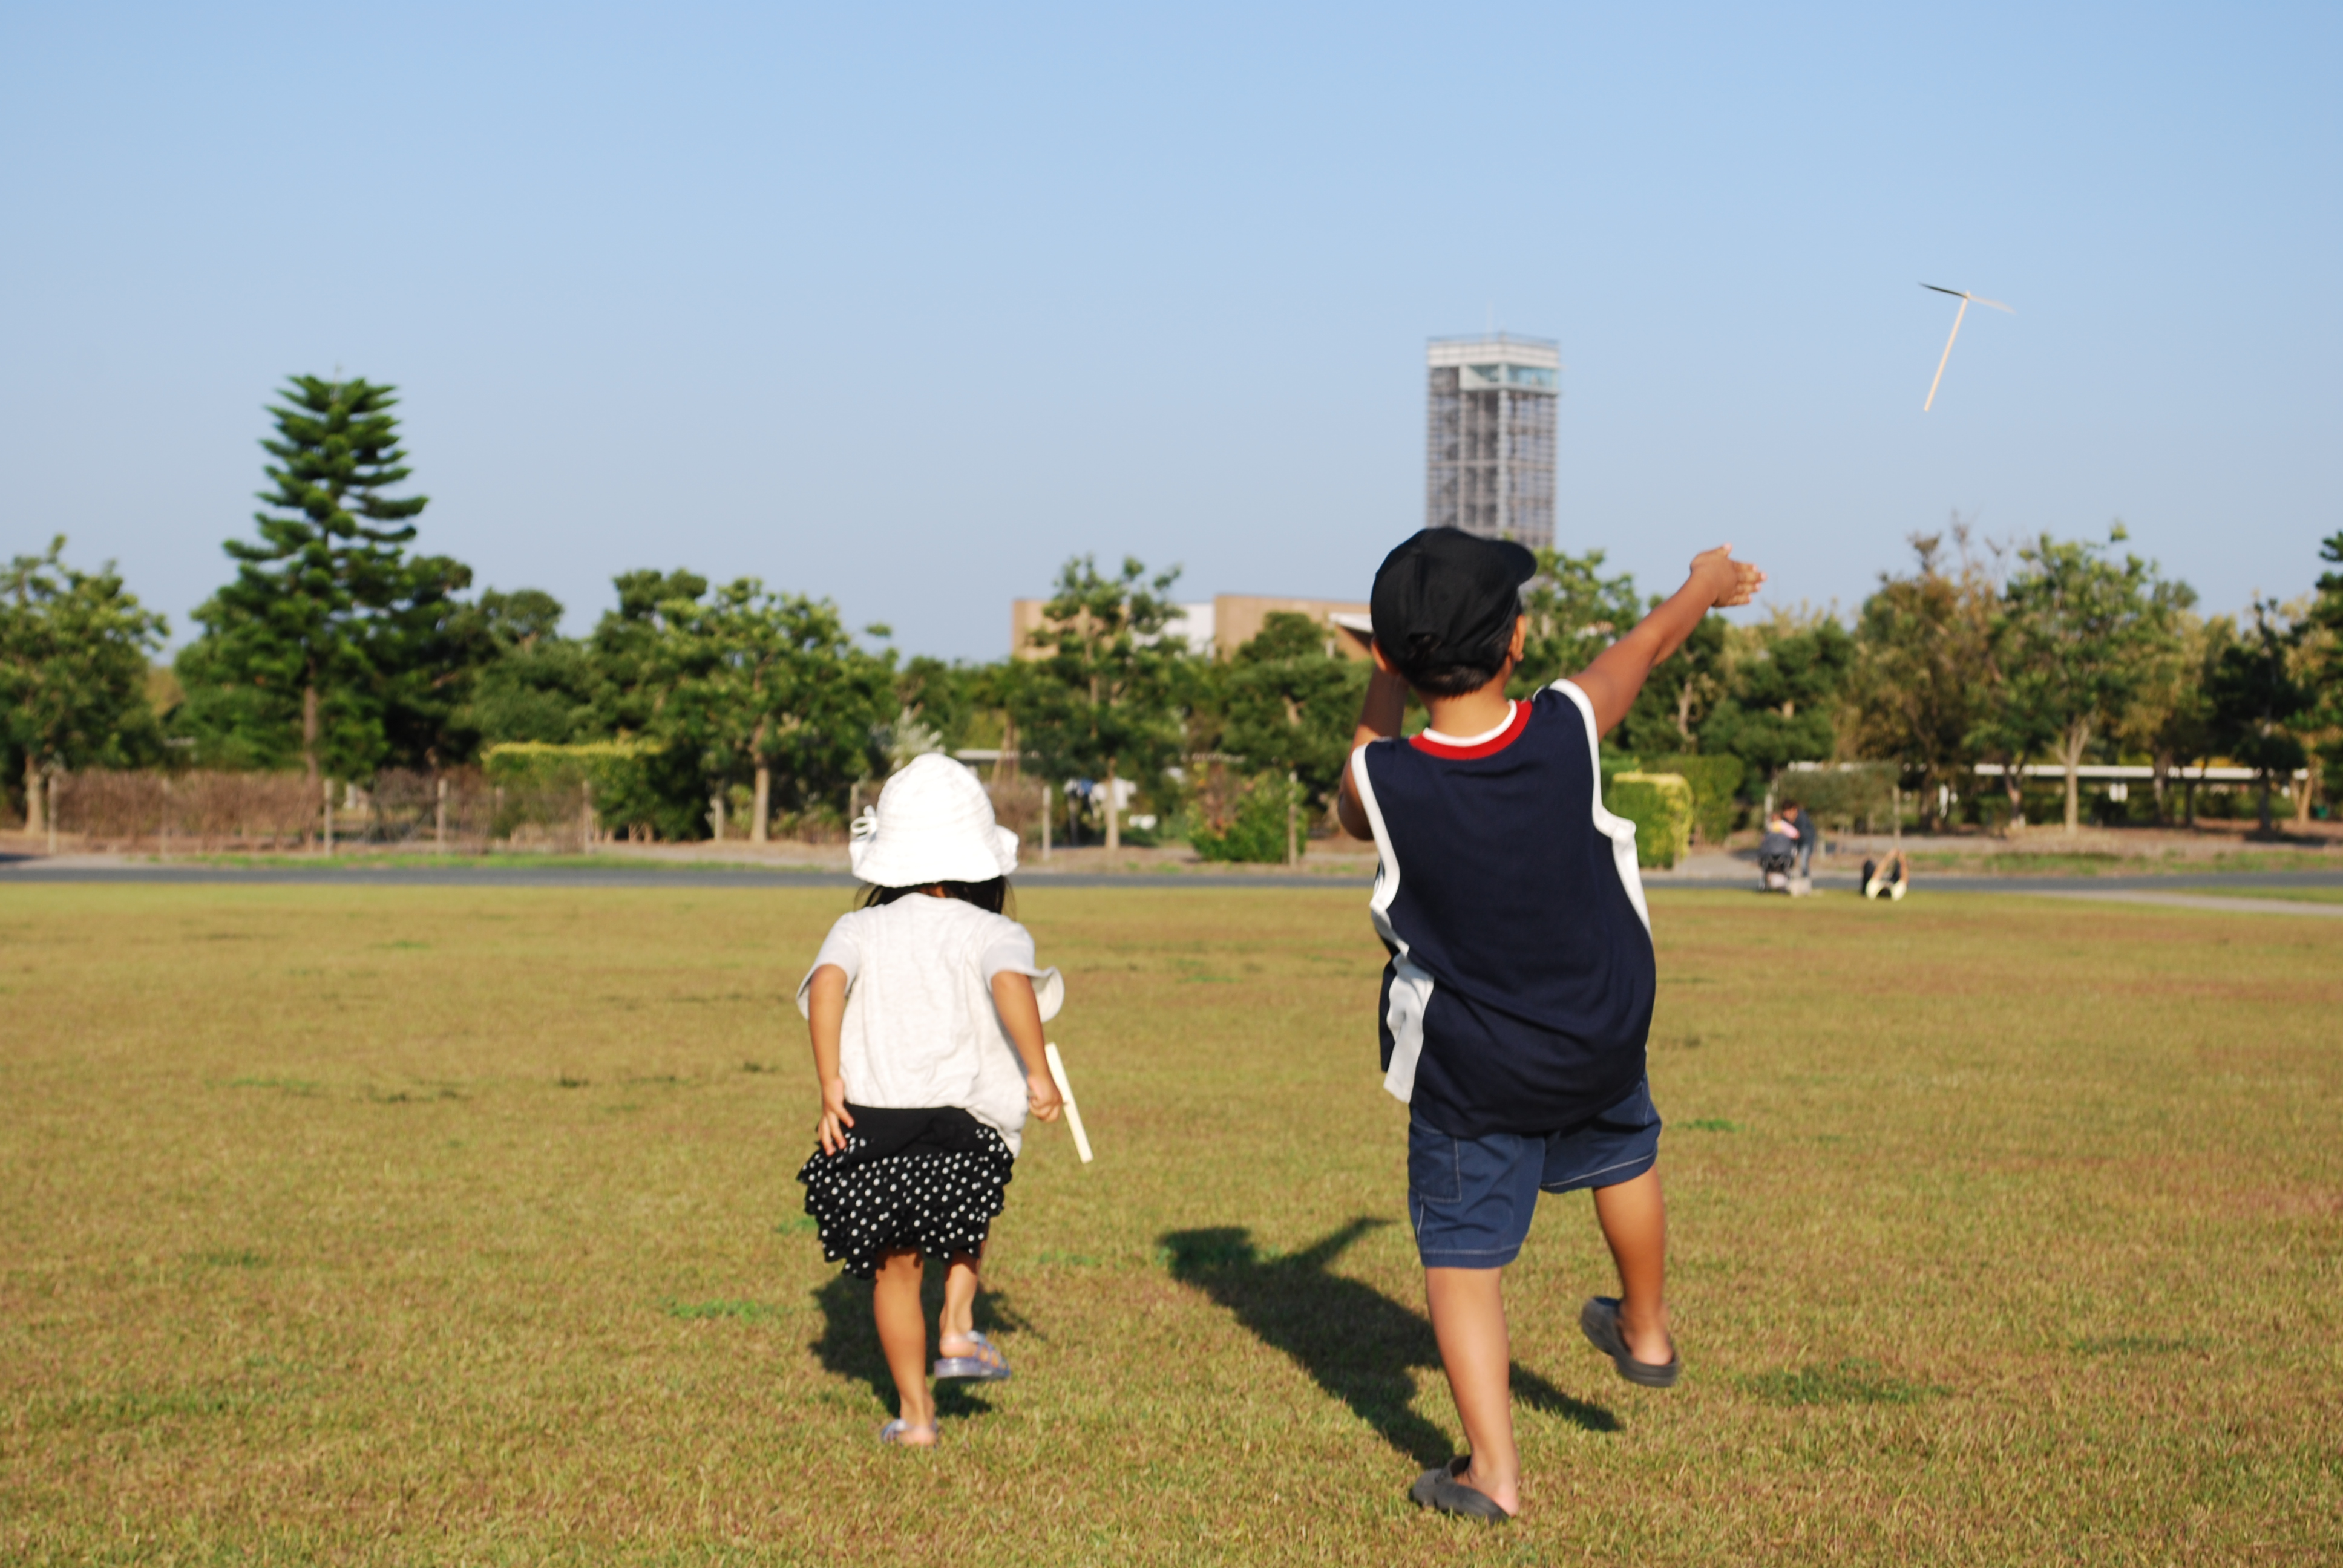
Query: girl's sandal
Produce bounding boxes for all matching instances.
[932,1331,1013,1382]
[878,1419,940,1446]
[1408,1455,1511,1521]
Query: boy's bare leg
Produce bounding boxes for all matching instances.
[871,1249,937,1438]
[937,1249,982,1356]
[1591,1167,1673,1365]
[1423,1267,1521,1515]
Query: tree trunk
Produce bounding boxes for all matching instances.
[710,791,726,841]
[1104,759,1121,852]
[321,776,334,854]
[2297,763,2316,827]
[2258,775,2273,835]
[752,766,770,844]
[23,754,42,837]
[1286,769,1299,867]
[2002,765,2025,831]
[1041,781,1052,859]
[2060,720,2091,835]
[302,682,321,783]
[2183,771,2197,826]
[2151,750,2171,825]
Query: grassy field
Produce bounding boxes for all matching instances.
[2,884,2337,1566]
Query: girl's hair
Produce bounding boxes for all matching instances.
[857,877,1012,916]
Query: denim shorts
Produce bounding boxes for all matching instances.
[1407,1079,1663,1269]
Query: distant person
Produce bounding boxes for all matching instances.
[1337,529,1765,1522]
[1784,799,1819,877]
[1861,848,1910,901]
[1757,812,1800,890]
[793,754,1065,1446]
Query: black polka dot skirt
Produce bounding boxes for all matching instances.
[796,1126,1015,1279]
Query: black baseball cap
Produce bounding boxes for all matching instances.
[1370,528,1538,671]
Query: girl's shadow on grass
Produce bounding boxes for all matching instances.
[1161,1219,1617,1466]
[809,1266,1032,1423]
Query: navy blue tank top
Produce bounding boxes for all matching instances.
[1352,682,1656,1138]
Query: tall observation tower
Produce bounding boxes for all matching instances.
[1424,333,1559,549]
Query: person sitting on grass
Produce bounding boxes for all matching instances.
[1862,848,1910,901]
[794,754,1064,1447]
[1337,529,1765,1523]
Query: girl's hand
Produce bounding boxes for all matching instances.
[1027,1070,1064,1123]
[816,1077,856,1155]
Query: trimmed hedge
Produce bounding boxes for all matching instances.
[482,741,672,840]
[1643,753,1745,844]
[1189,773,1297,864]
[1606,771,1694,869]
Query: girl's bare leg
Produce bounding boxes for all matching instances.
[1591,1166,1673,1365]
[871,1249,936,1437]
[937,1249,982,1356]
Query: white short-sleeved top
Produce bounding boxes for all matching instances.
[795,895,1063,1154]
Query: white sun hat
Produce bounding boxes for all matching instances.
[849,753,1020,887]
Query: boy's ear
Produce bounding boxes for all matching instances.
[1508,615,1529,664]
[1370,638,1401,677]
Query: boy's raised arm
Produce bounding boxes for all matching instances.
[1335,666,1411,840]
[1573,546,1764,737]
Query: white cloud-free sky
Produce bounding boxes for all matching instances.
[2,2,2336,659]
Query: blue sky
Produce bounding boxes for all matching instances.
[2,2,2336,660]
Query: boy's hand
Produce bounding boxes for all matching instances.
[1027,1071,1065,1122]
[815,1077,856,1155]
[1689,545,1765,609]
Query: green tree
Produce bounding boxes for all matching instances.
[1697,610,1856,794]
[895,656,978,754]
[2307,532,2343,803]
[1512,549,1644,690]
[2117,608,2217,825]
[1013,555,1186,851]
[1847,529,1998,829]
[456,589,601,747]
[1,538,168,834]
[657,580,894,841]
[1217,611,1370,862]
[175,376,431,780]
[1999,525,2192,834]
[2207,599,2308,834]
[370,552,492,769]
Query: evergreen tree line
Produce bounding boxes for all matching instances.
[6,376,2342,848]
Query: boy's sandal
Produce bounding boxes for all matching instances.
[1579,1296,1681,1388]
[878,1419,939,1446]
[932,1331,1012,1382]
[1407,1455,1511,1522]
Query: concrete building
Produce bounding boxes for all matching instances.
[1012,593,1372,661]
[1425,333,1559,549]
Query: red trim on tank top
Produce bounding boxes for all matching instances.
[1409,699,1530,759]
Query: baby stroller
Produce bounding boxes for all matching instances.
[1757,828,1800,893]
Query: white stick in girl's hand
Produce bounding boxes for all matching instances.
[1043,1044,1093,1164]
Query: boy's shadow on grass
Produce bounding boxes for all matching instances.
[809,1266,1032,1422]
[1161,1219,1617,1466]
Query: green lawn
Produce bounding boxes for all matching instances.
[2,884,2336,1565]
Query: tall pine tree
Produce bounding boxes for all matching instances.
[177,377,430,779]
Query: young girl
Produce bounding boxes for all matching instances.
[793,753,1064,1446]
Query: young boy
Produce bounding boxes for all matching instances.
[1335,528,1765,1522]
